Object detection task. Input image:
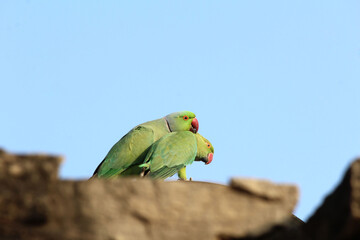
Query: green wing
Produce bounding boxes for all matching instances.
[143,131,197,180]
[95,126,155,178]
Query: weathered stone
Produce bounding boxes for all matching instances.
[221,179,303,240]
[304,159,360,240]
[0,148,62,182]
[220,215,308,240]
[0,149,299,240]
[230,178,298,205]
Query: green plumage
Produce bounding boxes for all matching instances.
[92,111,197,178]
[140,132,214,180]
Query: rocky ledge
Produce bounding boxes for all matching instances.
[0,149,359,240]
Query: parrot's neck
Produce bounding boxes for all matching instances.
[163,117,172,132]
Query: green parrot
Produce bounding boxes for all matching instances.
[139,131,214,180]
[92,111,199,178]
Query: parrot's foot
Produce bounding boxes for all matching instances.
[177,177,192,181]
[140,167,146,177]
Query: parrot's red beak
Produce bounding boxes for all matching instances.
[190,118,199,133]
[205,153,213,165]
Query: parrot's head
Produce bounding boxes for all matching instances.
[194,133,214,165]
[164,111,199,133]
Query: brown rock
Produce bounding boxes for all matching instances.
[220,179,303,240]
[219,215,307,240]
[0,148,62,182]
[304,159,360,240]
[230,178,298,205]
[0,149,299,240]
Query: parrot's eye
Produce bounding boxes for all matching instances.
[206,143,211,148]
[183,115,189,120]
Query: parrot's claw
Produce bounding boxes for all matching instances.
[140,167,146,177]
[177,177,192,181]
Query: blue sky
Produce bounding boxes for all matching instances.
[1,1,360,221]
